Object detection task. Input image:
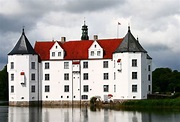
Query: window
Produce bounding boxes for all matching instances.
[64,62,69,69]
[132,59,137,67]
[31,73,35,81]
[148,74,151,81]
[82,95,88,100]
[58,52,61,56]
[114,72,116,80]
[45,74,50,81]
[91,51,94,56]
[83,62,88,68]
[148,65,151,71]
[64,73,69,80]
[97,51,100,56]
[103,85,109,92]
[31,85,35,93]
[103,73,109,80]
[103,61,108,68]
[132,72,137,79]
[45,85,50,92]
[64,85,69,92]
[148,85,151,91]
[31,62,35,69]
[10,62,14,69]
[52,52,55,57]
[83,85,89,92]
[11,74,14,81]
[83,73,88,80]
[114,85,116,92]
[132,85,137,92]
[11,86,14,93]
[45,62,49,69]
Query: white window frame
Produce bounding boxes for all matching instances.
[132,59,137,67]
[45,85,50,92]
[64,85,69,92]
[64,62,69,69]
[45,62,49,69]
[64,73,69,80]
[103,85,109,92]
[31,85,35,93]
[103,73,109,80]
[103,61,108,68]
[83,73,88,80]
[83,85,89,92]
[45,74,50,81]
[132,85,137,92]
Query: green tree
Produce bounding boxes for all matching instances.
[0,65,8,100]
[152,68,180,93]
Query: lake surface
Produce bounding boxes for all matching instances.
[0,106,180,122]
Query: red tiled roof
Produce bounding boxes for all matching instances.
[34,41,55,60]
[34,39,123,61]
[97,39,123,59]
[63,40,93,60]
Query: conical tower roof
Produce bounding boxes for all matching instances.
[114,26,147,53]
[8,29,37,55]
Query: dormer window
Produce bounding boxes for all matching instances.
[56,46,57,49]
[95,45,96,48]
[58,52,61,56]
[52,52,55,57]
[97,51,100,56]
[91,51,94,56]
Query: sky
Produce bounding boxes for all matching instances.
[0,0,180,71]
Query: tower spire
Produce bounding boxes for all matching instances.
[81,20,89,40]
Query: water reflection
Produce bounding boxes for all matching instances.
[0,106,178,122]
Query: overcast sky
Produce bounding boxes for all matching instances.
[0,0,180,71]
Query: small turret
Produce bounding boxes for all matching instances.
[81,21,89,40]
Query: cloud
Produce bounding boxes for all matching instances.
[0,0,180,71]
[61,0,124,13]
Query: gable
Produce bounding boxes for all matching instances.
[50,42,64,59]
[88,41,103,59]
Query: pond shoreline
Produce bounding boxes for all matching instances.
[1,98,180,110]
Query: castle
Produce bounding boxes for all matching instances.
[7,23,152,106]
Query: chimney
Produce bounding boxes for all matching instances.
[61,37,66,43]
[94,35,98,41]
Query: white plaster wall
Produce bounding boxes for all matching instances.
[8,55,39,102]
[41,60,73,101]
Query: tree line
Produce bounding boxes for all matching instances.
[152,68,180,93]
[0,66,180,100]
[0,66,8,100]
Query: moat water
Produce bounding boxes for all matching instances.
[0,106,180,122]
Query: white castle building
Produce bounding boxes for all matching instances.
[7,23,152,106]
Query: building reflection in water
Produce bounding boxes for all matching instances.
[7,107,180,122]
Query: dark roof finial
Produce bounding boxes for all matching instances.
[128,25,130,32]
[84,17,86,25]
[137,36,139,42]
[22,26,25,34]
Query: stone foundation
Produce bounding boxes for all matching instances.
[9,100,89,107]
[9,101,42,107]
[42,100,89,107]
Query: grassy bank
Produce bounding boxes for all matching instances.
[89,97,180,111]
[117,98,180,109]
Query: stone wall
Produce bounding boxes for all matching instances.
[9,100,90,107]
